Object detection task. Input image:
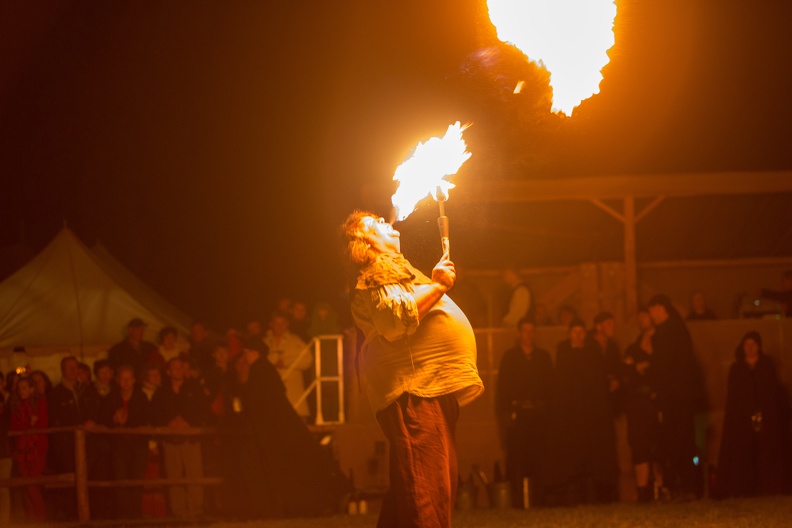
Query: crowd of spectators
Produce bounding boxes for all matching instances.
[0,297,349,523]
[496,280,792,508]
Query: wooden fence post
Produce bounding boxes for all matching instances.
[74,428,90,522]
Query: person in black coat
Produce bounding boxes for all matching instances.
[715,331,789,498]
[541,319,618,505]
[241,337,349,518]
[495,317,553,507]
[647,294,707,499]
[99,365,151,519]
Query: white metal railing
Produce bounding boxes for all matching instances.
[282,334,345,425]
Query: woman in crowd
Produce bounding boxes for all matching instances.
[9,377,48,521]
[716,331,789,498]
[29,371,53,403]
[621,307,664,502]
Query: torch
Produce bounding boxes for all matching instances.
[391,122,471,258]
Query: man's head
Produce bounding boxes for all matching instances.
[143,365,162,388]
[568,319,587,348]
[191,322,208,344]
[159,326,178,347]
[647,294,675,325]
[166,357,185,382]
[127,318,147,344]
[246,320,262,336]
[116,365,136,393]
[60,356,80,384]
[269,311,290,338]
[691,291,707,313]
[557,305,578,328]
[291,301,308,322]
[637,307,653,332]
[517,317,535,350]
[93,359,114,386]
[341,210,400,267]
[593,312,615,339]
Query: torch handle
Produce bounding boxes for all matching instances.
[437,215,450,258]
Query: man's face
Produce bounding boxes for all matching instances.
[362,216,400,254]
[117,369,136,392]
[246,321,262,336]
[637,311,653,331]
[648,304,669,325]
[62,359,79,384]
[598,318,615,338]
[128,326,145,343]
[518,322,535,349]
[270,316,289,337]
[145,368,162,388]
[191,323,208,343]
[97,365,114,386]
[291,303,307,321]
[167,359,185,381]
[569,326,587,348]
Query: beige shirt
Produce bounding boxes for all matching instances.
[352,280,484,413]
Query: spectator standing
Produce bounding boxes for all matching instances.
[151,357,207,519]
[84,360,115,519]
[290,300,311,342]
[107,318,159,376]
[621,307,663,502]
[501,266,534,328]
[715,331,789,498]
[542,319,618,505]
[99,366,151,518]
[0,386,12,525]
[29,371,52,403]
[264,312,312,419]
[140,365,166,518]
[9,377,48,521]
[647,294,707,500]
[158,327,182,366]
[589,312,623,411]
[187,322,214,371]
[686,292,717,321]
[48,356,95,519]
[495,317,553,507]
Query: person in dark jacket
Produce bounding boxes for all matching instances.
[541,319,618,505]
[647,294,707,499]
[715,331,789,498]
[107,318,159,376]
[99,365,151,518]
[151,357,207,519]
[495,317,553,507]
[241,337,350,518]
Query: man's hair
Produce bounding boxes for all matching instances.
[115,364,136,379]
[340,210,378,268]
[93,359,112,376]
[159,326,177,344]
[60,355,78,372]
[516,316,534,331]
[593,311,614,326]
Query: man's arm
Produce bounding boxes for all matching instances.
[413,254,456,320]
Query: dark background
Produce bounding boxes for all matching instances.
[1,0,790,328]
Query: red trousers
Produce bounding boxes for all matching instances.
[15,452,46,521]
[376,393,459,528]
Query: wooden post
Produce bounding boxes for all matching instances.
[315,338,325,425]
[74,427,90,522]
[624,196,638,318]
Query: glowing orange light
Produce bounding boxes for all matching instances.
[391,122,471,222]
[487,0,617,115]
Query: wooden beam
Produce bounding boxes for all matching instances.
[363,171,792,205]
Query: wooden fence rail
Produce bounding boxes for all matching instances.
[2,425,226,522]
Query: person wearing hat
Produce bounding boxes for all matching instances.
[107,318,159,375]
[646,294,706,500]
[239,336,350,517]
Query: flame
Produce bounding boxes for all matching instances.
[487,0,617,115]
[391,122,471,222]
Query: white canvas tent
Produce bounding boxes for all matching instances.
[0,227,191,378]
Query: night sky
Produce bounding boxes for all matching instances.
[1,0,790,329]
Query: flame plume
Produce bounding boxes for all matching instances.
[487,0,617,115]
[391,122,471,222]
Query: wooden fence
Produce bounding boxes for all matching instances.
[1,425,224,522]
